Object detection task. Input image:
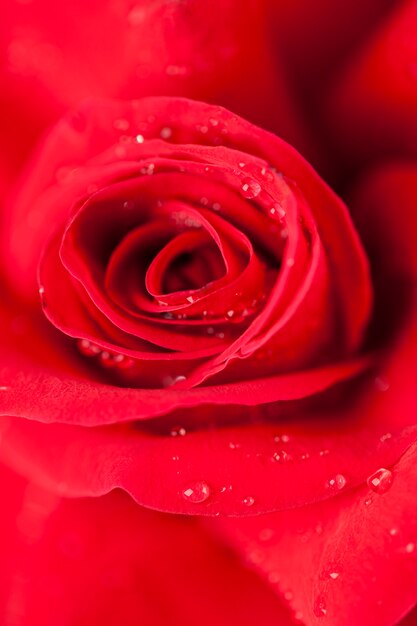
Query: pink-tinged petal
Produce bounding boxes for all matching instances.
[327,0,417,165]
[0,466,293,626]
[213,439,417,626]
[0,0,316,162]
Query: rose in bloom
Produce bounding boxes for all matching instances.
[1,95,417,626]
[1,94,376,511]
[1,1,417,625]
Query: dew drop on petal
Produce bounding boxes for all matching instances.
[182,481,211,503]
[113,118,130,131]
[313,594,327,617]
[76,339,101,357]
[99,351,116,368]
[135,134,144,144]
[242,496,255,507]
[113,354,135,369]
[321,564,341,580]
[327,473,347,491]
[380,433,392,443]
[172,375,187,385]
[367,468,393,494]
[170,426,187,437]
[405,542,416,554]
[259,528,274,542]
[160,127,172,139]
[268,572,280,584]
[241,178,261,199]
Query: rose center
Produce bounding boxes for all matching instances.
[163,244,225,294]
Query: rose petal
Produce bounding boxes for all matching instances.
[0,464,293,626]
[327,0,417,164]
[213,439,417,625]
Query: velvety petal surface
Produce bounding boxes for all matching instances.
[213,440,417,626]
[0,463,293,626]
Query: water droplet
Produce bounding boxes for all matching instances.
[0,386,8,391]
[113,118,130,131]
[327,474,347,491]
[242,496,255,507]
[160,127,172,140]
[367,468,393,494]
[313,594,327,617]
[259,528,274,542]
[212,202,221,211]
[319,449,330,456]
[182,481,211,503]
[380,432,392,442]
[241,178,261,199]
[99,351,116,368]
[226,310,234,318]
[166,64,187,76]
[271,450,292,463]
[186,295,195,304]
[172,375,187,385]
[170,426,187,437]
[247,548,264,564]
[260,167,274,182]
[135,134,144,144]
[111,353,135,369]
[77,339,101,357]
[270,205,286,219]
[389,527,398,536]
[405,542,416,554]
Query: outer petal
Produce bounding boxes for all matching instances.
[0,0,315,169]
[327,0,417,165]
[268,0,394,86]
[213,440,417,626]
[0,465,293,626]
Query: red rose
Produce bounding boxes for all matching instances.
[1,95,375,512]
[1,1,417,625]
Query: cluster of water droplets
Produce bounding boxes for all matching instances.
[77,339,135,370]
